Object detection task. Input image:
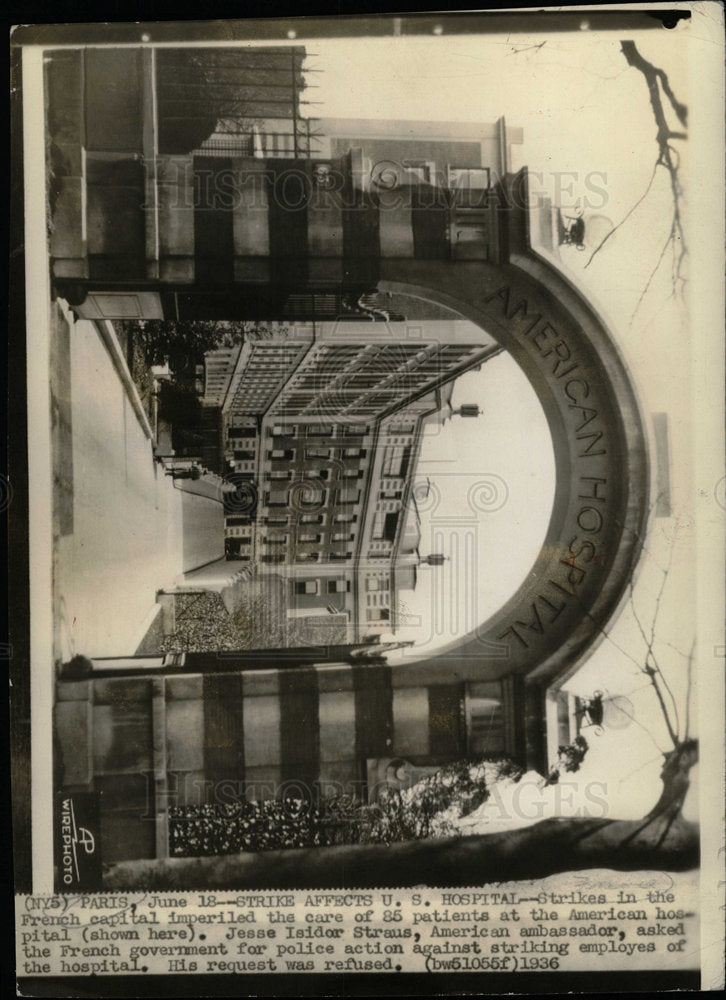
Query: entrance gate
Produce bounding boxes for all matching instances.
[49,49,649,870]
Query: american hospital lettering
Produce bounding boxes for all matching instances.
[481,283,613,650]
[482,286,607,459]
[497,521,606,649]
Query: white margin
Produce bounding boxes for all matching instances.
[23,45,55,893]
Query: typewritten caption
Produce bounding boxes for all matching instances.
[17,872,698,976]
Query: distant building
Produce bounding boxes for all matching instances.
[207,318,498,641]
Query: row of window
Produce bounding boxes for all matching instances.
[291,580,389,601]
[262,511,356,526]
[270,424,369,438]
[265,469,364,482]
[292,552,352,563]
[370,161,489,191]
[367,591,389,607]
[266,489,361,506]
[268,447,367,460]
[259,553,355,564]
[226,528,253,539]
[228,426,258,439]
[263,531,355,545]
[294,579,350,596]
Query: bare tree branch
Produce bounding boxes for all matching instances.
[618,40,688,313]
[646,543,681,739]
[684,638,695,740]
[585,159,659,268]
[620,40,687,137]
[585,42,688,315]
[630,224,675,326]
[507,41,547,56]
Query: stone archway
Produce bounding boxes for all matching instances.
[375,252,649,704]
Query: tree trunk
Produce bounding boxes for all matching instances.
[104,813,698,891]
[104,741,700,891]
[646,739,698,820]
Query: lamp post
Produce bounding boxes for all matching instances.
[452,403,480,418]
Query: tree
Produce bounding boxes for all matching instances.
[591,523,697,844]
[105,812,698,891]
[156,47,311,155]
[585,40,688,320]
[126,320,237,374]
[125,319,288,377]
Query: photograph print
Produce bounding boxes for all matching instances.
[12,8,725,991]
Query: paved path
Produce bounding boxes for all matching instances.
[52,307,222,660]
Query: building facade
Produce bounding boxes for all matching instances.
[57,647,587,864]
[207,318,499,641]
[48,46,522,324]
[48,45,651,863]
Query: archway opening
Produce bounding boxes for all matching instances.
[377,329,557,655]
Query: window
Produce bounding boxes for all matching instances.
[330,552,352,561]
[328,579,349,594]
[298,485,326,507]
[332,531,354,542]
[271,425,295,436]
[402,159,436,184]
[383,446,411,478]
[269,470,292,481]
[296,552,320,563]
[306,424,334,437]
[383,511,399,542]
[344,447,366,458]
[344,424,368,437]
[383,448,404,477]
[366,607,390,622]
[265,515,288,526]
[267,490,289,506]
[372,513,386,540]
[334,512,356,524]
[447,166,490,208]
[295,580,319,595]
[269,448,294,460]
[264,534,288,546]
[366,577,380,592]
[343,469,363,479]
[298,532,321,543]
[306,447,331,460]
[336,488,360,505]
[300,513,323,525]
